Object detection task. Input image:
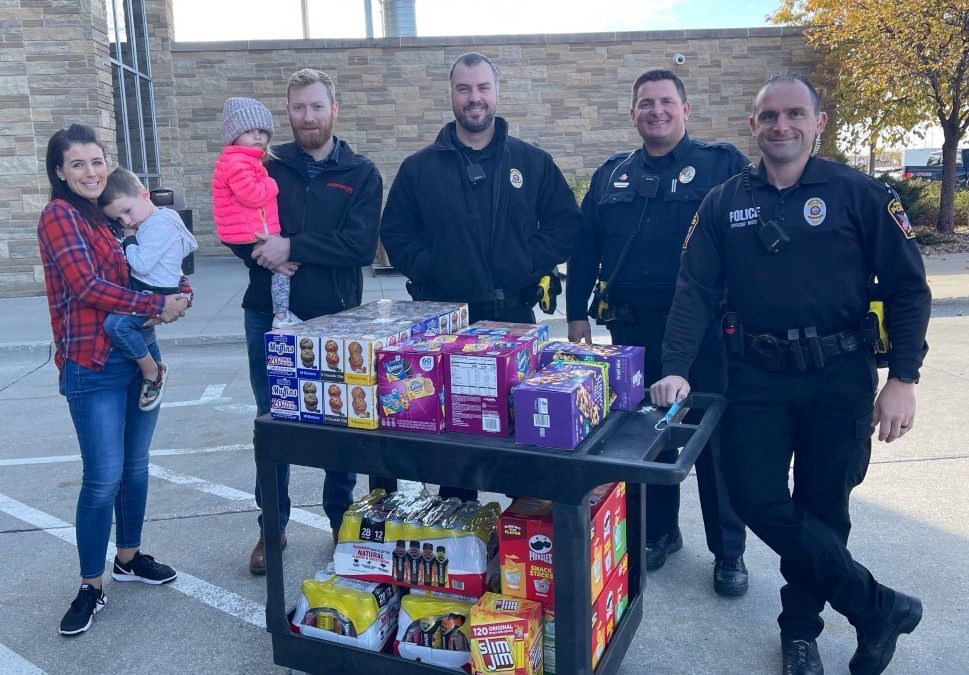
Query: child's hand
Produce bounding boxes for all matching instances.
[123,225,138,238]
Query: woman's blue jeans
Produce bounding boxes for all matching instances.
[59,339,161,579]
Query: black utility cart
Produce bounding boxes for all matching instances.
[255,392,724,674]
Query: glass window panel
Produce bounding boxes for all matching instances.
[118,0,134,67]
[111,64,132,170]
[140,76,160,185]
[104,0,120,60]
[131,0,151,76]
[123,69,145,175]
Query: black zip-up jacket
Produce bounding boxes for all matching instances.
[238,138,382,318]
[663,157,931,381]
[380,117,581,303]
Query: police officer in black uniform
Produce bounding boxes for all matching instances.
[567,69,749,595]
[382,52,581,501]
[652,75,930,675]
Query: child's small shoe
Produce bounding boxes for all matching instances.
[139,362,168,412]
[272,310,302,329]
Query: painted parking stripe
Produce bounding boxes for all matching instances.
[0,444,251,468]
[0,643,46,674]
[162,384,230,408]
[0,492,265,629]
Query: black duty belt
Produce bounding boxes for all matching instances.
[740,329,863,372]
[468,288,533,314]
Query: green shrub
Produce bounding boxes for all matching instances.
[567,175,591,205]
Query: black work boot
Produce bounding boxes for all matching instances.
[849,591,922,675]
[644,528,682,571]
[781,638,824,675]
[713,555,749,596]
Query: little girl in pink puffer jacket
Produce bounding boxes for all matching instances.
[212,97,299,328]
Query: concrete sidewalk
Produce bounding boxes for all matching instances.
[4,252,967,353]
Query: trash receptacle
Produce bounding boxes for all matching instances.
[149,188,194,276]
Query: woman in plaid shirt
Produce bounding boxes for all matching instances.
[38,124,192,637]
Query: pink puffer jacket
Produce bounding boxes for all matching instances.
[211,145,281,244]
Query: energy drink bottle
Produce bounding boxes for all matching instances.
[419,617,444,649]
[421,543,436,586]
[436,546,449,587]
[392,539,407,582]
[407,540,422,584]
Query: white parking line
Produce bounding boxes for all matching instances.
[0,643,46,675]
[162,384,230,408]
[0,444,251,468]
[0,492,266,629]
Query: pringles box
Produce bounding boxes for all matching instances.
[498,484,626,610]
[513,362,607,449]
[469,593,543,675]
[443,339,536,436]
[377,344,446,433]
[538,341,645,410]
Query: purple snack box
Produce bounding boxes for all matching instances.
[538,341,645,410]
[514,362,607,449]
[376,344,446,433]
[443,339,535,436]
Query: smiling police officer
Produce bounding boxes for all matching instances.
[651,74,930,675]
[567,70,749,596]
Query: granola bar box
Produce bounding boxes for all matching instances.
[513,362,606,450]
[377,343,446,434]
[537,341,645,411]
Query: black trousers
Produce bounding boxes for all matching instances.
[721,350,890,639]
[609,316,745,558]
[438,304,537,503]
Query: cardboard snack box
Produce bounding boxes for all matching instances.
[346,383,379,429]
[443,339,536,436]
[469,593,544,675]
[538,341,645,411]
[377,344,446,433]
[513,362,607,449]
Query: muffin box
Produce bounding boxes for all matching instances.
[268,375,300,422]
[513,362,607,450]
[377,344,446,434]
[538,342,645,411]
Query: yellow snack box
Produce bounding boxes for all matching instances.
[469,592,543,675]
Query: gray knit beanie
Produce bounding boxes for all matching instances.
[221,97,274,146]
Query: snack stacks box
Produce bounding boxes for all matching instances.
[469,593,543,675]
[377,344,446,433]
[291,566,400,652]
[538,341,645,411]
[346,384,379,429]
[297,378,324,424]
[395,594,474,672]
[499,486,624,611]
[459,321,549,342]
[513,362,607,449]
[321,382,348,426]
[444,340,535,436]
[335,490,500,597]
[590,482,627,579]
[268,375,300,421]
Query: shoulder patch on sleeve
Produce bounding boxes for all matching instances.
[683,212,699,250]
[887,198,916,240]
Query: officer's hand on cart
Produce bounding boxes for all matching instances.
[872,378,917,443]
[650,375,691,407]
[567,319,592,344]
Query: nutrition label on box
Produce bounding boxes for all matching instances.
[450,355,498,397]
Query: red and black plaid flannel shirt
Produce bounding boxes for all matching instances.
[38,199,192,372]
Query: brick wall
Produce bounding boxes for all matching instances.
[169,28,814,257]
[1,0,116,297]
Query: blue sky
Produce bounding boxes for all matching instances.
[173,0,781,42]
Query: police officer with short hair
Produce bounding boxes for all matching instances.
[567,69,749,595]
[651,74,930,675]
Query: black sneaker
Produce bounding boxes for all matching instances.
[59,584,106,636]
[111,551,177,584]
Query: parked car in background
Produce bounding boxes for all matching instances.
[901,148,969,185]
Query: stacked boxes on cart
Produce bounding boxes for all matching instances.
[265,300,469,429]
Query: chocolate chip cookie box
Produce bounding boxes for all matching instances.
[537,342,645,411]
[377,344,446,434]
[513,362,606,450]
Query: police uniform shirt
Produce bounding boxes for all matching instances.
[663,157,931,381]
[449,126,497,251]
[566,134,748,319]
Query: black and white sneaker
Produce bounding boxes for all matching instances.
[111,551,177,584]
[59,584,106,636]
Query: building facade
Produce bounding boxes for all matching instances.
[3,0,813,297]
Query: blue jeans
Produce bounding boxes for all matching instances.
[103,312,151,362]
[245,308,356,533]
[59,339,161,579]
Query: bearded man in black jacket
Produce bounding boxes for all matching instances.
[381,52,581,500]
